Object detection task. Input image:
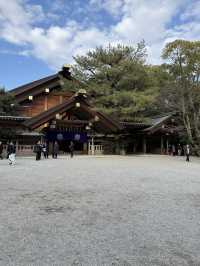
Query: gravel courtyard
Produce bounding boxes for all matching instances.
[0,155,200,266]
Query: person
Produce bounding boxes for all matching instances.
[34,141,42,161]
[69,141,74,158]
[7,141,16,165]
[172,144,176,156]
[52,141,59,159]
[0,141,3,160]
[42,142,48,159]
[177,144,182,156]
[186,144,190,162]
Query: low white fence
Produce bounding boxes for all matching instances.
[88,144,104,155]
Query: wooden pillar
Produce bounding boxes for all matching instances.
[88,141,90,155]
[91,137,95,155]
[83,142,87,154]
[49,142,53,155]
[143,136,147,154]
[44,95,48,111]
[16,140,19,155]
[166,137,169,155]
[133,143,136,153]
[161,136,164,154]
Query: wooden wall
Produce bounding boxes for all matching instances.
[18,92,73,117]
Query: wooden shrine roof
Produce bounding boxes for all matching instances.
[23,93,122,133]
[9,66,75,103]
[143,114,174,134]
[11,74,59,97]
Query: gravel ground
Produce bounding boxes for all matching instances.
[0,155,200,266]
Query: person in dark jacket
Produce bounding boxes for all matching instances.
[0,141,3,160]
[69,141,74,158]
[42,142,48,159]
[7,141,16,165]
[34,141,42,161]
[52,141,59,159]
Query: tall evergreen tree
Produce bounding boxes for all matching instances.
[162,40,200,154]
[72,42,158,121]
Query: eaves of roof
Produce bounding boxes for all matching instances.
[10,74,59,96]
[0,115,30,121]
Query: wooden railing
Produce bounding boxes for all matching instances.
[3,145,34,156]
[88,144,104,155]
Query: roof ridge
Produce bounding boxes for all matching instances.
[10,73,59,95]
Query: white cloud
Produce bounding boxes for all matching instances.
[0,0,200,69]
[180,1,200,22]
[89,0,124,16]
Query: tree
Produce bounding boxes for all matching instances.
[162,40,200,154]
[72,42,158,121]
[0,88,18,140]
[0,88,17,115]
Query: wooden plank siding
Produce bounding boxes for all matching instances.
[18,91,73,118]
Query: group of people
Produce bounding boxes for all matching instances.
[34,141,49,161]
[0,139,75,165]
[0,141,16,165]
[168,143,190,162]
[33,141,75,161]
[0,140,191,164]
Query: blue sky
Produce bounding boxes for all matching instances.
[0,0,200,90]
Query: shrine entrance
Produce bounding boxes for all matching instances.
[44,130,88,154]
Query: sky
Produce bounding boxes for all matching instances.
[0,0,200,90]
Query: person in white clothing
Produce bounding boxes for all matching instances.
[186,144,190,162]
[7,142,16,165]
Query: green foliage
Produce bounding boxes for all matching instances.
[72,42,158,120]
[59,75,78,92]
[0,88,18,115]
[162,39,200,154]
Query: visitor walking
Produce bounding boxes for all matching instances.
[42,143,48,159]
[69,141,74,158]
[7,141,16,165]
[34,141,42,161]
[177,144,182,156]
[0,141,3,160]
[52,141,59,159]
[185,144,190,162]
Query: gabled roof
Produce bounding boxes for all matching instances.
[23,93,122,133]
[11,74,59,96]
[143,114,173,134]
[10,66,74,103]
[120,121,151,130]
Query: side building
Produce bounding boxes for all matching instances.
[0,66,179,156]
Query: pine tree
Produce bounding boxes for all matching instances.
[0,88,17,115]
[72,42,158,121]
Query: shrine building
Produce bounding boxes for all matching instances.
[0,65,179,156]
